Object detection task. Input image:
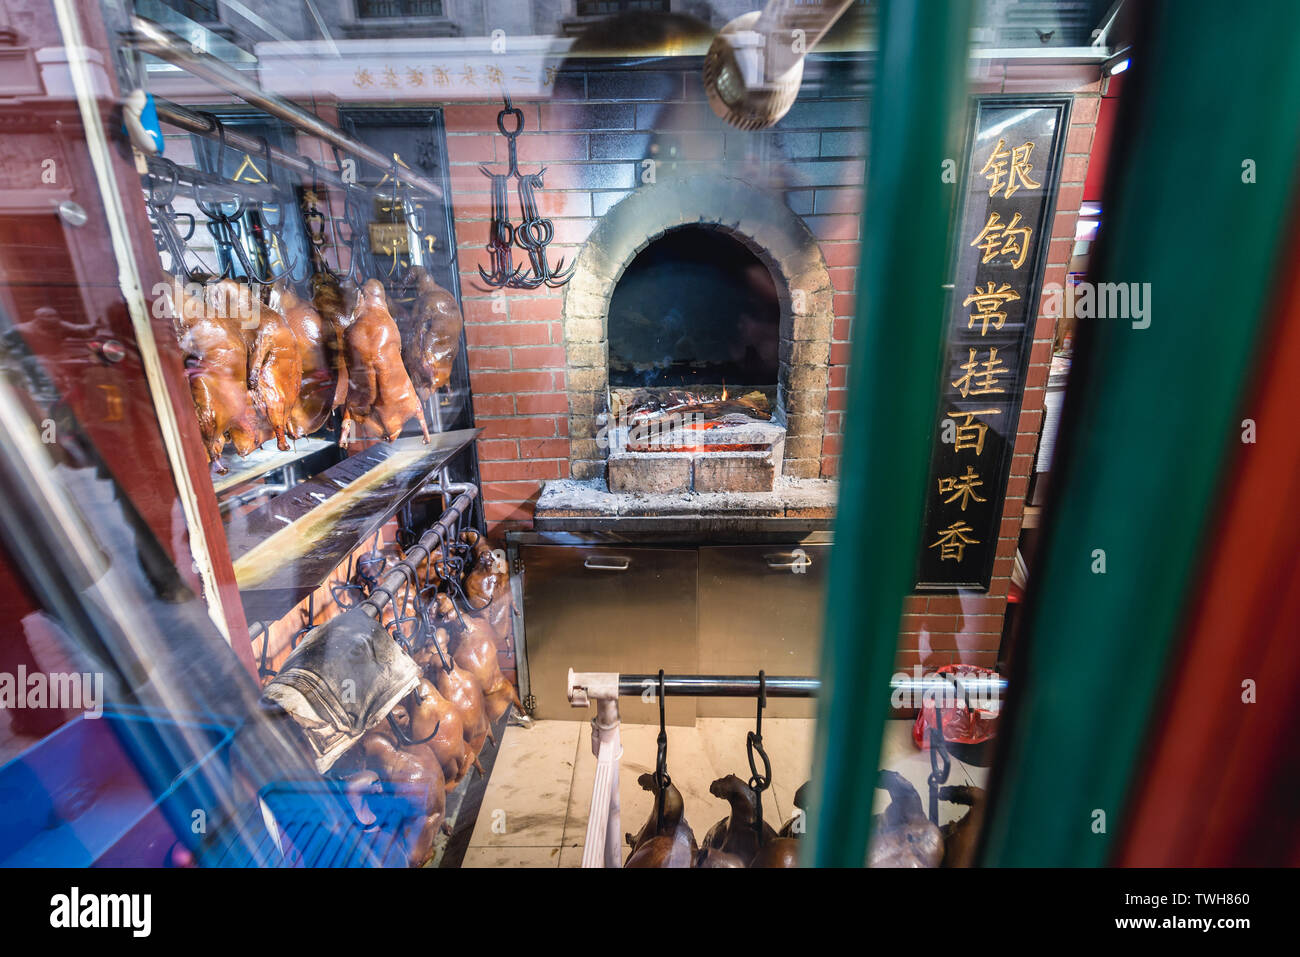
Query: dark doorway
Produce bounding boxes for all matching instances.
[607,227,780,389]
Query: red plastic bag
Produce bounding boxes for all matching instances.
[911,664,1000,750]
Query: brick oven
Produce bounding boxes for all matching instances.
[432,50,1105,712]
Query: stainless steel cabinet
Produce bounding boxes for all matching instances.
[519,544,698,724]
[517,536,830,724]
[697,544,829,718]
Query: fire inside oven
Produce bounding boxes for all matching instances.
[607,226,781,458]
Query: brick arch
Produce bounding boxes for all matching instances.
[561,174,835,480]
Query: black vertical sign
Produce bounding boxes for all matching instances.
[915,97,1070,590]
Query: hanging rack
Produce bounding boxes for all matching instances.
[567,668,1007,867]
[130,16,445,202]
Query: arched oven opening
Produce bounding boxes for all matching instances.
[607,226,780,395]
[605,226,787,494]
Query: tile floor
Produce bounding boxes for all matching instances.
[464,717,988,867]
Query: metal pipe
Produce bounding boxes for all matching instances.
[570,671,1007,703]
[130,16,443,200]
[359,482,478,617]
[619,674,821,698]
[154,99,353,195]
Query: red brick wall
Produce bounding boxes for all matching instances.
[437,60,1106,595]
[439,61,869,538]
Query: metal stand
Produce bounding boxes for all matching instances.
[565,669,1007,868]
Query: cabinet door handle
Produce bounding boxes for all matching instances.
[765,549,813,572]
[584,555,630,571]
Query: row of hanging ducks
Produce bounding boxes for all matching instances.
[329,528,520,867]
[625,770,986,868]
[168,266,463,472]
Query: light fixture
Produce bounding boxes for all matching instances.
[703,0,857,130]
[1104,47,1131,76]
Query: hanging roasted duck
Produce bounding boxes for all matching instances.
[402,266,463,398]
[357,725,446,867]
[430,593,521,722]
[624,773,698,868]
[458,530,514,648]
[867,770,943,868]
[698,773,778,867]
[272,282,346,438]
[340,279,430,446]
[403,677,472,791]
[170,281,251,471]
[425,626,492,772]
[207,279,301,451]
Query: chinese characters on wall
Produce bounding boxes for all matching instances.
[916,99,1070,589]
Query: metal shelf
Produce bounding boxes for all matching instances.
[212,437,335,496]
[227,428,478,623]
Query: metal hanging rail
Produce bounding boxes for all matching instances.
[567,666,1007,868]
[567,670,1007,704]
[152,99,355,195]
[359,481,477,619]
[129,16,444,201]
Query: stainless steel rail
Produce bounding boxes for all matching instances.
[570,670,1007,704]
[153,99,355,195]
[359,482,478,618]
[130,16,444,200]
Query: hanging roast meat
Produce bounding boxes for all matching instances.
[458,532,513,647]
[402,266,463,397]
[624,772,697,868]
[358,726,446,867]
[749,836,800,867]
[273,283,346,438]
[207,279,301,451]
[311,272,354,331]
[340,279,430,445]
[426,627,492,771]
[431,593,520,722]
[171,283,252,470]
[867,769,943,868]
[403,677,471,791]
[938,784,986,868]
[699,773,777,867]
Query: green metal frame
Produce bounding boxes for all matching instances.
[806,0,972,867]
[980,0,1300,866]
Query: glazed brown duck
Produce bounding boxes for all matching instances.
[359,726,446,867]
[426,627,491,771]
[209,280,302,451]
[402,267,463,397]
[404,677,471,791]
[172,283,251,470]
[868,770,943,868]
[274,282,345,438]
[624,772,697,868]
[431,594,520,722]
[340,279,430,445]
[749,836,800,868]
[699,773,777,866]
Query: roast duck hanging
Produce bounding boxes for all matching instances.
[257,522,525,867]
[624,773,697,868]
[339,279,430,446]
[171,269,460,470]
[400,266,464,398]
